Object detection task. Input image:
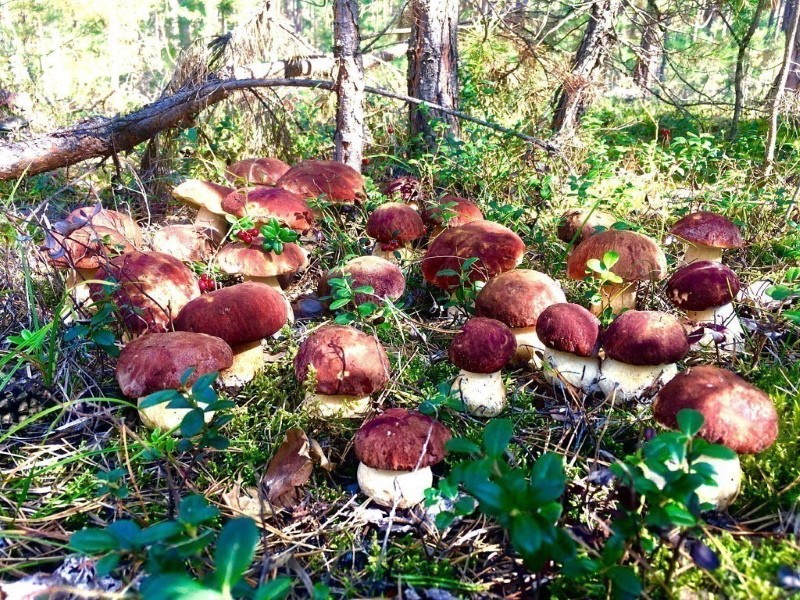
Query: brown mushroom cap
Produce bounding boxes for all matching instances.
[225,158,291,186]
[318,256,406,306]
[536,303,601,357]
[89,251,200,335]
[175,282,288,346]
[366,202,425,243]
[669,211,743,249]
[48,226,135,269]
[172,180,234,215]
[602,310,689,366]
[475,269,566,328]
[557,209,617,245]
[421,196,483,228]
[449,317,516,373]
[151,225,220,263]
[66,207,143,247]
[566,229,667,283]
[216,239,308,278]
[294,325,390,396]
[382,176,421,205]
[666,261,741,311]
[221,187,314,232]
[116,331,233,398]
[653,365,778,454]
[276,160,366,204]
[422,221,525,290]
[355,408,451,471]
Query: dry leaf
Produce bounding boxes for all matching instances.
[222,483,273,527]
[261,428,314,509]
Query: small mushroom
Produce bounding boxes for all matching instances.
[382,176,422,209]
[556,208,617,246]
[669,211,743,265]
[216,238,308,290]
[536,303,601,393]
[172,180,234,239]
[318,255,406,308]
[421,195,483,239]
[449,317,517,417]
[225,157,290,186]
[365,202,425,261]
[355,408,451,509]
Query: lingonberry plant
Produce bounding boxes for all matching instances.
[322,274,392,325]
[259,218,299,254]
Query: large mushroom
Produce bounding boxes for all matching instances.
[449,317,517,417]
[221,187,314,233]
[355,408,451,508]
[116,332,233,431]
[65,206,143,248]
[275,160,366,206]
[669,211,743,264]
[318,255,406,308]
[294,325,390,417]
[172,180,234,239]
[566,229,667,315]
[216,238,308,290]
[556,208,617,246]
[365,202,425,261]
[475,269,566,363]
[89,251,200,337]
[175,282,288,387]
[225,158,290,186]
[536,303,601,393]
[599,310,689,402]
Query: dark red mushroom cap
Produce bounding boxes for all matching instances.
[653,365,778,454]
[475,269,566,328]
[536,303,601,357]
[556,209,617,245]
[667,261,741,311]
[381,176,421,205]
[365,202,425,243]
[151,224,220,263]
[175,282,288,346]
[566,230,667,282]
[421,196,483,228]
[66,207,143,247]
[602,311,689,366]
[47,226,135,269]
[449,317,516,373]
[355,408,451,471]
[669,211,743,249]
[89,251,200,335]
[294,325,390,395]
[225,157,290,186]
[422,221,525,290]
[318,256,406,306]
[221,187,314,232]
[276,160,366,204]
[116,331,233,398]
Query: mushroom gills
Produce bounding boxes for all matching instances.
[303,392,371,418]
[598,359,678,402]
[451,370,506,417]
[357,462,433,509]
[686,303,744,353]
[542,348,601,393]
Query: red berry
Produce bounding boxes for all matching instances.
[362,157,371,166]
[387,125,394,134]
[237,231,253,244]
[247,228,260,237]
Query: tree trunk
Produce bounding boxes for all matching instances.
[551,0,622,137]
[729,0,768,140]
[633,0,663,90]
[407,0,460,148]
[333,0,365,171]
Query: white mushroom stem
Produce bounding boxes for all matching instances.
[219,341,264,388]
[737,280,782,310]
[451,370,506,417]
[686,303,744,353]
[598,359,678,402]
[592,282,637,316]
[371,243,414,263]
[137,396,214,432]
[64,268,98,310]
[641,454,742,509]
[193,206,228,239]
[302,391,371,418]
[542,348,601,393]
[512,326,544,365]
[357,462,433,509]
[683,244,723,265]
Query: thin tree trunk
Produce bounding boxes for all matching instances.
[333,0,365,170]
[407,0,460,148]
[633,0,663,90]
[765,0,800,173]
[729,0,768,140]
[551,0,622,137]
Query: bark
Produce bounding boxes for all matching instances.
[407,0,460,147]
[333,0,365,170]
[729,0,768,141]
[632,0,663,90]
[551,0,622,137]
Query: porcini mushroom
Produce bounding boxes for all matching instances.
[421,195,483,239]
[355,408,451,508]
[382,176,422,209]
[221,187,314,233]
[669,211,743,265]
[294,325,390,417]
[65,206,143,248]
[151,224,220,263]
[225,157,290,186]
[556,208,617,246]
[449,317,517,417]
[276,160,366,205]
[172,180,234,239]
[216,238,308,290]
[318,255,406,308]
[536,303,601,393]
[365,202,425,261]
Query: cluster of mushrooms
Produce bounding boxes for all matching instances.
[41,157,781,511]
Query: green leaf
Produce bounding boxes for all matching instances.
[70,529,121,554]
[213,518,259,593]
[453,496,477,515]
[312,583,331,599]
[663,502,697,527]
[693,443,737,461]
[140,574,226,600]
[529,453,565,503]
[676,409,704,437]
[254,577,293,600]
[192,371,218,394]
[482,418,513,457]
[435,511,456,530]
[136,521,183,546]
[179,367,196,387]
[180,409,206,437]
[510,513,542,557]
[435,269,459,277]
[469,480,506,514]
[354,285,375,295]
[91,329,116,347]
[95,552,121,577]
[609,565,642,599]
[585,258,603,273]
[445,438,481,455]
[602,251,620,268]
[139,389,181,409]
[329,298,350,310]
[178,495,219,525]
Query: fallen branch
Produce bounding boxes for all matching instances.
[0,77,559,182]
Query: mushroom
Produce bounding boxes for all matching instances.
[151,224,221,263]
[365,202,425,261]
[175,282,288,387]
[89,251,200,337]
[355,408,451,509]
[172,180,234,239]
[536,303,601,393]
[556,208,617,246]
[669,211,743,265]
[65,206,143,248]
[382,176,422,209]
[666,261,743,353]
[294,325,390,417]
[225,157,290,186]
[221,187,314,233]
[116,332,233,431]
[275,160,366,206]
[449,317,517,417]
[475,269,566,363]
[318,255,406,308]
[599,310,689,402]
[421,195,483,239]
[216,238,308,290]
[566,229,667,315]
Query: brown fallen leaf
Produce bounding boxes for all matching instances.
[222,483,274,527]
[261,428,314,509]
